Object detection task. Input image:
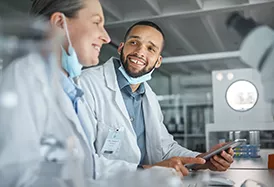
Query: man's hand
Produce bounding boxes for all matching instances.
[196,143,234,171]
[142,157,205,176]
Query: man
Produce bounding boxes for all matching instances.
[80,21,234,178]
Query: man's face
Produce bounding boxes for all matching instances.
[66,0,111,66]
[118,25,163,78]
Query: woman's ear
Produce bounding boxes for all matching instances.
[49,12,65,29]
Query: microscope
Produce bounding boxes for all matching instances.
[226,12,274,113]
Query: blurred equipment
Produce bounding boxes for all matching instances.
[206,68,274,151]
[241,179,267,187]
[208,177,235,186]
[167,117,177,133]
[227,12,274,110]
[268,154,274,169]
[212,68,273,126]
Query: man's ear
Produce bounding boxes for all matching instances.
[155,55,162,69]
[117,42,124,55]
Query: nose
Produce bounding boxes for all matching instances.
[134,45,146,58]
[100,27,111,44]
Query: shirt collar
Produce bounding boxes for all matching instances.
[114,58,145,95]
[60,72,84,102]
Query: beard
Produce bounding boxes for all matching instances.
[119,48,158,78]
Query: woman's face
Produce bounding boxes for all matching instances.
[64,0,111,66]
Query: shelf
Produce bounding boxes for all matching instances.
[172,133,205,138]
[187,134,205,138]
[261,140,274,143]
[159,95,212,151]
[160,104,184,108]
[173,134,185,138]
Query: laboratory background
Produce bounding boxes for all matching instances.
[100,0,272,153]
[1,0,274,186]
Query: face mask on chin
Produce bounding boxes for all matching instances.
[60,14,82,79]
[118,48,156,85]
[118,64,155,85]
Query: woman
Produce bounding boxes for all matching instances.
[0,0,110,186]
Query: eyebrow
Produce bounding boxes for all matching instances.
[128,35,141,40]
[149,41,159,50]
[128,35,159,50]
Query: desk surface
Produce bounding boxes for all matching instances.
[183,169,274,187]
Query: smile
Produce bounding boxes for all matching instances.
[129,57,146,66]
[92,44,101,52]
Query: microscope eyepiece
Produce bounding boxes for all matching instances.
[226,12,258,38]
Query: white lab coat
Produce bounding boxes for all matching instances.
[0,53,94,187]
[80,57,200,179]
[0,54,185,187]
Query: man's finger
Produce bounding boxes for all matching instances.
[220,151,234,163]
[213,155,230,169]
[227,148,234,157]
[179,164,189,176]
[174,165,181,173]
[210,158,226,171]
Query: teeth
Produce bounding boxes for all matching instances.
[94,45,100,52]
[130,58,144,65]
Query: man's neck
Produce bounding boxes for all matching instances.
[130,83,141,92]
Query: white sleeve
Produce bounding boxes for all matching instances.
[0,59,69,187]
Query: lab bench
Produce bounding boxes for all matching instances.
[183,169,274,187]
[183,149,274,186]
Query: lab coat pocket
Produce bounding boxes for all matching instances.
[96,122,124,159]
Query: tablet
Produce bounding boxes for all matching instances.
[185,139,246,170]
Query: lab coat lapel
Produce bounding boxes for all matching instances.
[57,84,90,146]
[142,83,162,164]
[33,55,90,148]
[103,58,132,125]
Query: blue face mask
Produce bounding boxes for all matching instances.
[118,64,154,85]
[61,14,82,78]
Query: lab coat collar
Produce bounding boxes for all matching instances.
[102,57,135,127]
[103,57,162,163]
[103,57,119,91]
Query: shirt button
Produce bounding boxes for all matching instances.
[130,117,134,122]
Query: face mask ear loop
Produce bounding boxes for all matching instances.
[61,14,73,54]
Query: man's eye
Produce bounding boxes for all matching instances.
[148,47,155,52]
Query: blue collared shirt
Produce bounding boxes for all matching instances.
[114,59,147,165]
[60,73,84,114]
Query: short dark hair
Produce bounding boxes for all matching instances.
[124,21,165,50]
[29,0,85,19]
